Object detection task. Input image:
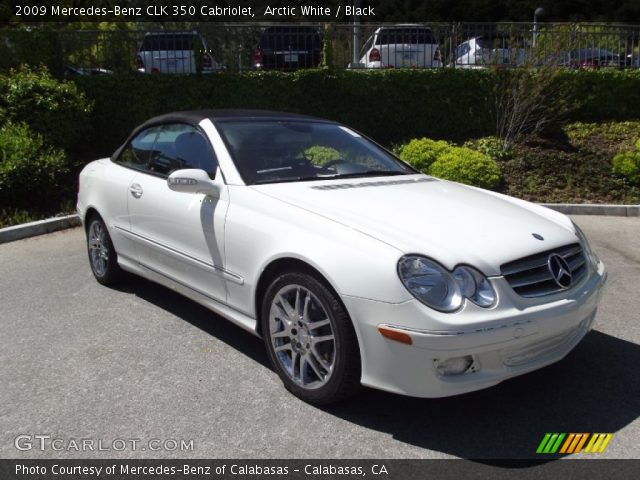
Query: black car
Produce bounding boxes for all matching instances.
[252,26,322,70]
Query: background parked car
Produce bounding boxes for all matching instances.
[561,48,623,69]
[63,66,112,78]
[455,35,527,68]
[135,31,222,74]
[252,26,322,70]
[358,25,442,69]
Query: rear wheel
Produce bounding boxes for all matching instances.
[86,217,122,285]
[261,272,361,404]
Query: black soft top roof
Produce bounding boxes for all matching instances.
[112,109,333,161]
[139,109,329,128]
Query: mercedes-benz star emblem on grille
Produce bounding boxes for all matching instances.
[547,253,572,289]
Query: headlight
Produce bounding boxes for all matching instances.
[398,256,496,312]
[397,256,462,312]
[452,266,496,307]
[572,221,599,266]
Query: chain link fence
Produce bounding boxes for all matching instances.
[2,23,640,75]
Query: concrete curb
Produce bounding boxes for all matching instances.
[0,214,81,244]
[0,203,638,245]
[540,204,640,216]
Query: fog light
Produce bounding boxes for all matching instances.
[434,355,475,376]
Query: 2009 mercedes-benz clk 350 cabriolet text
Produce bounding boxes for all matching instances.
[77,110,607,404]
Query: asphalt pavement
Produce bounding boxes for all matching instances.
[0,216,639,460]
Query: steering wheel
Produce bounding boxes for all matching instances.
[324,159,355,170]
[323,160,369,175]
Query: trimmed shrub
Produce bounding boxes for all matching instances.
[611,140,640,185]
[304,146,342,165]
[463,136,513,161]
[429,147,502,189]
[399,138,453,172]
[0,66,92,152]
[0,121,69,209]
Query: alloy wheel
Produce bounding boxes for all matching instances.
[268,284,336,389]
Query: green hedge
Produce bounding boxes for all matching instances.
[71,69,496,159]
[0,66,92,152]
[70,69,640,161]
[0,121,69,209]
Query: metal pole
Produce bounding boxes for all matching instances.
[533,7,544,47]
[352,0,360,66]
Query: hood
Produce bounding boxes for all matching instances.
[251,174,577,276]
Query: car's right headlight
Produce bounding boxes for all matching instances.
[572,221,599,267]
[398,256,496,312]
[397,256,463,312]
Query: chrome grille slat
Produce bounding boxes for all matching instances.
[507,267,553,288]
[560,245,583,257]
[501,243,587,298]
[568,255,585,271]
[501,259,548,277]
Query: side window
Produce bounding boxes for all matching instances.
[117,127,161,169]
[148,124,217,177]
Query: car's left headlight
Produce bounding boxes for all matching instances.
[572,221,599,267]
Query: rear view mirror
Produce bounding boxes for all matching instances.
[167,169,220,197]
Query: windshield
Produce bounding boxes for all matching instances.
[259,27,321,50]
[141,34,198,51]
[216,120,415,185]
[375,28,436,45]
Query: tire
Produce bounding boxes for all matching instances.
[86,216,123,285]
[261,272,361,404]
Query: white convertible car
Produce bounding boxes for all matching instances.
[77,110,607,404]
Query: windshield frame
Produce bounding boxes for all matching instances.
[213,119,418,186]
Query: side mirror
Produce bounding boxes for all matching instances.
[167,169,220,197]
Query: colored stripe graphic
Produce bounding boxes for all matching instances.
[584,434,613,453]
[537,433,565,453]
[598,434,613,453]
[537,433,613,454]
[559,433,575,453]
[573,433,589,453]
[536,433,552,454]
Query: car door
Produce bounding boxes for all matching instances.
[108,126,161,262]
[126,123,229,304]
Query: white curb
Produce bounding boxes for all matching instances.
[0,214,81,244]
[540,204,640,216]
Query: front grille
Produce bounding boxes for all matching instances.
[501,243,587,298]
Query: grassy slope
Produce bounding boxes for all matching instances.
[500,121,640,204]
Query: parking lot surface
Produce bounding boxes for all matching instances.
[1,215,639,460]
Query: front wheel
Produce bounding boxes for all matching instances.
[86,216,122,285]
[261,272,361,404]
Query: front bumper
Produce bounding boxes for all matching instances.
[343,260,607,398]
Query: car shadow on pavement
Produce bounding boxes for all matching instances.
[322,330,640,462]
[113,278,270,367]
[113,280,639,462]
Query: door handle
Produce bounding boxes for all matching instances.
[129,183,143,199]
